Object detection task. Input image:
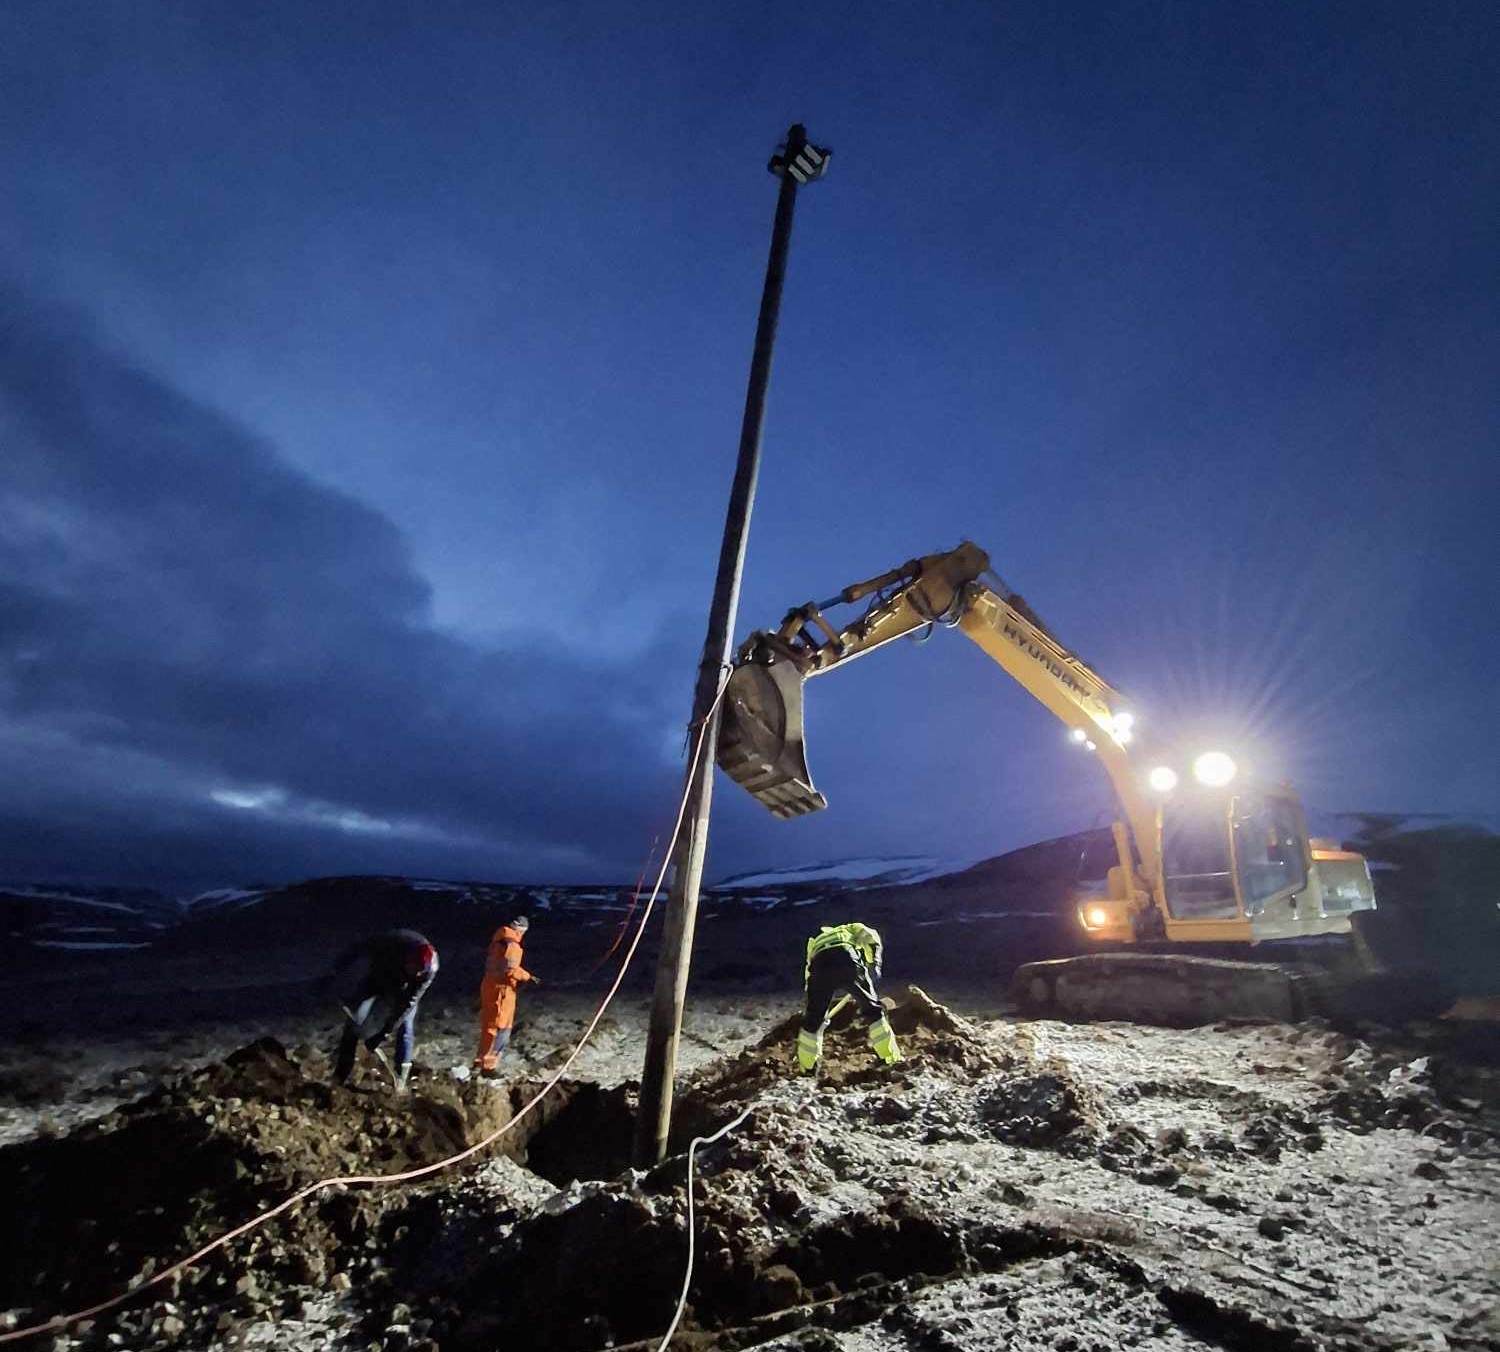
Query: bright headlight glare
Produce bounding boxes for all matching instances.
[1193,750,1237,787]
[1070,728,1087,744]
[1085,905,1109,928]
[1113,712,1135,732]
[1148,765,1178,793]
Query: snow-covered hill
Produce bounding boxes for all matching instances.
[712,855,975,893]
[0,885,181,950]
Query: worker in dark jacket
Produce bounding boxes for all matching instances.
[325,928,439,1091]
[799,922,900,1073]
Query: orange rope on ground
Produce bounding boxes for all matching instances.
[0,679,729,1346]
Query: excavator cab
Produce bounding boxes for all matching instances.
[716,659,827,818]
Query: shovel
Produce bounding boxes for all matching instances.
[341,1004,400,1089]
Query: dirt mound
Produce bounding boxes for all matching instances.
[725,986,987,1081]
[0,1038,546,1323]
[976,1063,1098,1152]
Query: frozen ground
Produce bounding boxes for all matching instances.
[0,990,777,1150]
[1,979,1497,1352]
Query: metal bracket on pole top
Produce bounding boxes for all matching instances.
[768,124,832,184]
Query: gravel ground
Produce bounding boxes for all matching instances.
[1,984,1496,1352]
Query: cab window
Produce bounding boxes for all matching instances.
[1162,802,1238,919]
[1232,795,1308,914]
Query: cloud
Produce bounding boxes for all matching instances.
[0,283,692,890]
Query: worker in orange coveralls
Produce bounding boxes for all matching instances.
[474,916,539,1079]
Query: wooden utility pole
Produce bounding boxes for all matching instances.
[633,125,831,1167]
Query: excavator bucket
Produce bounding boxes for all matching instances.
[715,661,828,818]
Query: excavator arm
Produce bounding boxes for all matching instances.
[716,542,1405,1025]
[716,541,1161,887]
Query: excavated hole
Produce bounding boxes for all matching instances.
[515,1080,636,1185]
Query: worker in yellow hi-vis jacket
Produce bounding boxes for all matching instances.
[797,922,900,1073]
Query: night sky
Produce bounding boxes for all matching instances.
[2,3,1495,894]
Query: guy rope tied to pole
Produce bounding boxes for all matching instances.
[633,124,832,1167]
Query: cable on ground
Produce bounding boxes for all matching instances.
[0,677,730,1347]
[653,1102,755,1352]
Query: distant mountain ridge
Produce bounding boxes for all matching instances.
[5,810,1494,954]
[0,884,182,951]
[0,854,978,953]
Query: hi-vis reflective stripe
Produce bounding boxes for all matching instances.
[797,1027,823,1071]
[868,1016,900,1064]
[805,923,879,981]
[807,924,858,962]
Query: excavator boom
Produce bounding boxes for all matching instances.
[718,542,1158,878]
[716,540,1382,1011]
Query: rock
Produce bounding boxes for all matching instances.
[1414,1161,1445,1180]
[1156,1126,1189,1152]
[1258,1217,1286,1240]
[330,1273,353,1292]
[1134,1163,1181,1187]
[769,1185,804,1218]
[759,1263,806,1308]
[869,1095,914,1124]
[159,1314,185,1337]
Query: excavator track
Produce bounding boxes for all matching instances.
[1010,950,1458,1028]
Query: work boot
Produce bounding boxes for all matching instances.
[868,1015,901,1065]
[394,1062,412,1093]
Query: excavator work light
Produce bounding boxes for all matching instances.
[1070,728,1088,744]
[1192,751,1237,788]
[1084,905,1109,928]
[1148,765,1178,793]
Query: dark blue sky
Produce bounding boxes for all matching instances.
[1,2,1495,892]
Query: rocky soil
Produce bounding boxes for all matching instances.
[1,983,1497,1352]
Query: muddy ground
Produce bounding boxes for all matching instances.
[1,982,1498,1352]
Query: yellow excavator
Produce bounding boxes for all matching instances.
[717,541,1396,1025]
